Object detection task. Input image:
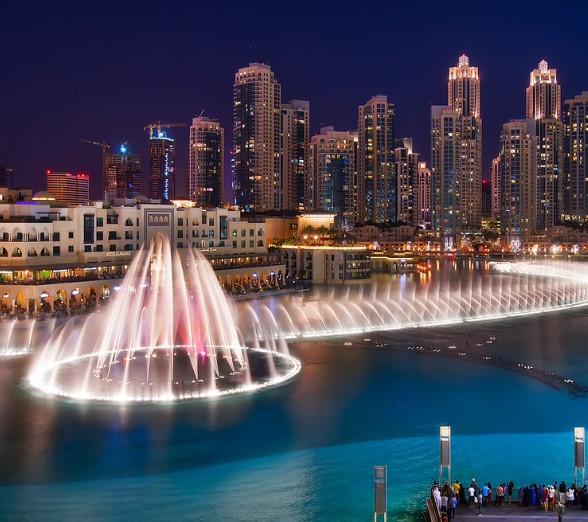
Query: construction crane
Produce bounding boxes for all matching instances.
[143,121,187,139]
[80,139,110,153]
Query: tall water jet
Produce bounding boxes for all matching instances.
[28,234,300,402]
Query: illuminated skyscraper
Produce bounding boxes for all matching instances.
[394,138,420,226]
[432,55,482,249]
[233,63,281,212]
[417,161,431,228]
[526,60,563,230]
[104,145,141,201]
[357,95,395,223]
[431,106,461,247]
[563,92,588,222]
[0,167,13,189]
[499,120,537,246]
[46,171,90,205]
[189,116,224,207]
[309,126,357,226]
[281,100,309,211]
[148,131,175,201]
[448,54,482,229]
[491,156,500,220]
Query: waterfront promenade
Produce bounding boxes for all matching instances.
[453,504,587,519]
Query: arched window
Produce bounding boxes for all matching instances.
[0,248,7,257]
[27,248,38,257]
[12,248,22,257]
[40,247,50,257]
[125,218,133,226]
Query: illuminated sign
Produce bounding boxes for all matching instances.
[106,251,132,257]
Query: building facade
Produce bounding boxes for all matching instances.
[563,92,588,222]
[417,161,431,228]
[394,138,420,226]
[233,63,282,212]
[308,127,357,227]
[148,132,176,201]
[448,54,482,229]
[189,116,224,207]
[281,100,309,211]
[46,171,90,205]
[526,60,564,230]
[357,95,396,223]
[491,156,500,220]
[499,120,537,246]
[104,146,141,201]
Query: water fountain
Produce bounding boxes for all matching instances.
[0,317,56,359]
[28,234,300,402]
[239,260,588,339]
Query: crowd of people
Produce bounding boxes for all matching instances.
[431,478,588,519]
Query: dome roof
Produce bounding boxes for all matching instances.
[32,190,56,201]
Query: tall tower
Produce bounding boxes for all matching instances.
[357,95,396,223]
[104,144,141,201]
[233,63,281,212]
[148,131,176,201]
[563,92,588,222]
[526,60,563,230]
[281,100,309,211]
[189,116,224,207]
[417,161,431,228]
[0,167,13,189]
[394,138,420,226]
[491,156,500,220]
[448,54,482,229]
[309,126,357,227]
[431,106,461,248]
[499,120,537,246]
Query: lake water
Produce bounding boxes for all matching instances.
[1,265,587,521]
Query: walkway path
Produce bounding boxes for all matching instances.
[454,504,587,519]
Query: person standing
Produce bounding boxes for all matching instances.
[560,481,567,505]
[507,480,514,504]
[468,485,476,507]
[477,491,483,516]
[448,494,457,520]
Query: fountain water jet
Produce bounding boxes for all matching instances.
[28,234,300,402]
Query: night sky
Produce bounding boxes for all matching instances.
[2,1,588,202]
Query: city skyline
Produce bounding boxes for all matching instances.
[3,2,588,202]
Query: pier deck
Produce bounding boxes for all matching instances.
[453,504,587,520]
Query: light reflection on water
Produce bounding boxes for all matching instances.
[1,262,587,521]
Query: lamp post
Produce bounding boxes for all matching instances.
[440,426,451,485]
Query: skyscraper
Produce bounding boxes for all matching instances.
[491,156,500,220]
[499,120,537,246]
[526,60,563,230]
[431,55,482,248]
[233,63,281,212]
[357,95,395,223]
[46,171,90,205]
[189,116,224,208]
[281,100,309,211]
[309,126,357,226]
[394,138,420,226]
[417,161,431,228]
[563,92,588,222]
[104,145,141,201]
[448,54,482,229]
[148,130,176,201]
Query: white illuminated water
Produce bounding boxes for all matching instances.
[28,233,299,402]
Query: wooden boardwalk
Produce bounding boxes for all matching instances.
[453,504,588,520]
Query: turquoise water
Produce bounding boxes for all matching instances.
[0,301,587,520]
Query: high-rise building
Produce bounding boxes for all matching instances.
[431,105,461,248]
[357,95,395,223]
[526,60,563,230]
[563,92,588,222]
[189,116,224,207]
[309,126,357,226]
[148,131,176,201]
[491,156,500,220]
[46,171,90,205]
[417,161,431,228]
[0,167,13,188]
[448,54,482,229]
[104,145,141,201]
[233,63,281,212]
[394,138,420,226]
[281,100,309,211]
[499,120,537,246]
[481,180,492,218]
